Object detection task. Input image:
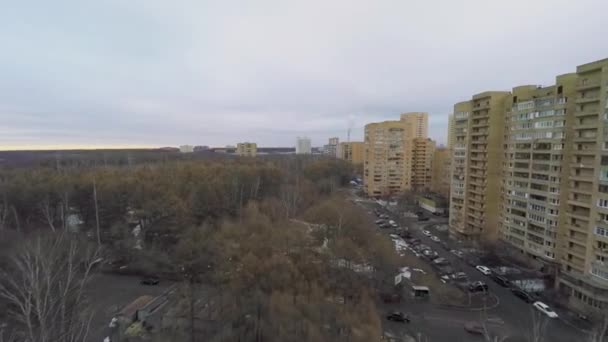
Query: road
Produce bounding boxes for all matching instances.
[359,200,586,342]
[87,273,174,342]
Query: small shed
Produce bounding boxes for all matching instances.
[411,285,430,299]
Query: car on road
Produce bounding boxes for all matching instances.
[475,265,492,275]
[430,235,440,242]
[468,281,489,293]
[375,219,384,224]
[490,274,511,287]
[533,301,558,318]
[418,216,430,221]
[422,230,432,236]
[141,277,160,285]
[432,257,449,266]
[451,272,468,281]
[511,288,535,303]
[386,311,410,323]
[463,321,484,335]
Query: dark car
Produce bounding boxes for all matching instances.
[464,322,484,335]
[511,288,534,303]
[141,277,160,285]
[418,216,430,222]
[468,281,489,293]
[490,274,511,287]
[386,312,410,323]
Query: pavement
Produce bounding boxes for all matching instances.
[356,199,587,342]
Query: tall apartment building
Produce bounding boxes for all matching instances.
[499,76,577,268]
[411,138,435,191]
[448,92,510,240]
[447,114,456,149]
[236,142,257,157]
[364,120,412,196]
[400,112,429,139]
[296,137,312,154]
[558,59,608,311]
[339,141,364,164]
[324,137,339,157]
[432,146,451,198]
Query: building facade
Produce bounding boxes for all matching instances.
[447,114,456,149]
[411,138,435,191]
[499,76,576,268]
[431,146,451,198]
[558,59,608,312]
[179,145,194,153]
[339,141,364,164]
[236,142,258,157]
[296,137,312,154]
[364,120,412,196]
[400,112,429,139]
[324,137,339,157]
[448,92,510,240]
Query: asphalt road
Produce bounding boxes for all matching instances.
[361,201,586,342]
[86,273,174,342]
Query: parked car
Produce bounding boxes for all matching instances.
[439,241,450,250]
[468,281,489,293]
[418,216,430,221]
[386,311,410,323]
[475,265,492,275]
[533,301,558,318]
[464,322,484,335]
[422,230,432,237]
[407,238,421,245]
[490,274,511,287]
[511,288,535,303]
[430,236,440,242]
[141,277,160,285]
[452,272,468,281]
[375,219,384,224]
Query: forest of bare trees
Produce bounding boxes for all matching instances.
[0,153,401,342]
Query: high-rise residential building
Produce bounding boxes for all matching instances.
[364,120,412,196]
[324,137,339,157]
[411,138,436,191]
[400,112,429,139]
[447,114,456,149]
[339,141,364,164]
[499,76,577,269]
[448,91,510,240]
[558,59,608,311]
[236,142,257,157]
[296,137,312,154]
[432,146,451,198]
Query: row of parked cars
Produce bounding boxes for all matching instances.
[473,265,558,318]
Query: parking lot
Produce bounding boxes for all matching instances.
[359,199,587,342]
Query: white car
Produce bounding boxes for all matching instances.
[422,230,432,236]
[476,265,492,275]
[430,236,440,242]
[533,301,558,318]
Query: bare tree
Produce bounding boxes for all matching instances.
[93,179,101,246]
[39,197,57,232]
[0,233,101,342]
[528,309,549,342]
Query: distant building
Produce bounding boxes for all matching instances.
[236,142,257,157]
[179,145,194,153]
[193,145,209,152]
[296,137,311,154]
[400,112,429,139]
[339,142,364,164]
[411,138,436,192]
[431,147,451,199]
[324,137,339,157]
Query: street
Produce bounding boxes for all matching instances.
[358,199,586,342]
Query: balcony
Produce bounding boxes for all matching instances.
[575,110,599,118]
[569,199,592,209]
[569,222,589,234]
[576,96,600,104]
[577,81,601,91]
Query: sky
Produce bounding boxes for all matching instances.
[2,0,608,150]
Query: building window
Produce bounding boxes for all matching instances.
[599,199,608,209]
[596,227,608,238]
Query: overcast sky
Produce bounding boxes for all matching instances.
[2,0,608,150]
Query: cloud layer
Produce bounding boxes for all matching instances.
[2,0,608,149]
